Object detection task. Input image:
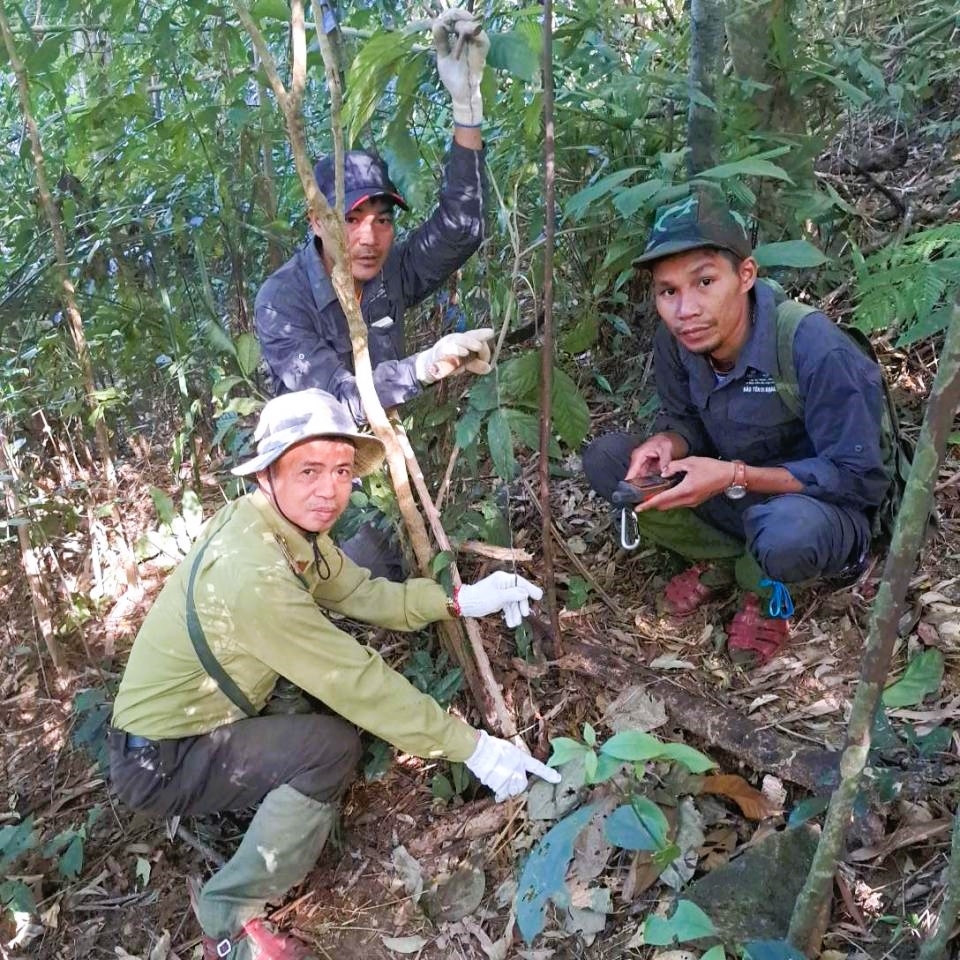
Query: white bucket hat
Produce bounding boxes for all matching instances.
[231,389,385,477]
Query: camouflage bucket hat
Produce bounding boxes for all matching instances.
[633,187,752,266]
[231,389,385,478]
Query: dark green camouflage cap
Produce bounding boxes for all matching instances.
[633,186,752,266]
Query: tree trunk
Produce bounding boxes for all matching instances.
[687,0,725,175]
[788,294,960,955]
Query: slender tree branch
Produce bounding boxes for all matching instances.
[233,0,514,733]
[918,804,960,960]
[788,294,960,954]
[538,0,561,653]
[0,0,140,599]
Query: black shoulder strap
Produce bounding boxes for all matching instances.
[185,522,259,719]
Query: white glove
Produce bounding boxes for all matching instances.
[433,8,489,127]
[414,328,495,385]
[465,731,561,802]
[456,570,542,626]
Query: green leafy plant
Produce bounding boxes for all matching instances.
[515,724,716,942]
[852,223,960,345]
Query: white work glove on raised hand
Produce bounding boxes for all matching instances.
[414,328,495,385]
[433,8,489,127]
[456,570,542,627]
[466,731,561,802]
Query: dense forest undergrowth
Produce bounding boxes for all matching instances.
[2,2,960,958]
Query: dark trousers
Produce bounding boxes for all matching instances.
[109,713,361,818]
[583,431,871,585]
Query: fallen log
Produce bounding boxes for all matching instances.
[556,639,959,798]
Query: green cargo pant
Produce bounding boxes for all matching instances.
[631,506,768,593]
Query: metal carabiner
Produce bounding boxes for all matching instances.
[620,507,641,550]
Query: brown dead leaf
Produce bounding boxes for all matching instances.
[698,774,783,820]
[699,825,738,871]
[847,818,952,862]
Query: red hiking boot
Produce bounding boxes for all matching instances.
[663,563,722,616]
[202,919,318,960]
[727,593,791,663]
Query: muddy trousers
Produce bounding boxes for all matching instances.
[109,714,361,953]
[583,432,872,591]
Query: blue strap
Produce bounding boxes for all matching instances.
[760,578,794,619]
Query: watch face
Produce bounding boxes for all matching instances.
[725,484,748,500]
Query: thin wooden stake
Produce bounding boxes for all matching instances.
[233,1,513,734]
[538,0,562,653]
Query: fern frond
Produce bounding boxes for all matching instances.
[853,225,960,340]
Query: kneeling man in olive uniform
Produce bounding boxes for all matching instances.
[110,389,557,960]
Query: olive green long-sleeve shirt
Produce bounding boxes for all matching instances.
[112,490,477,761]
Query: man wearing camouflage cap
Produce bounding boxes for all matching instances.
[255,9,494,426]
[109,389,558,959]
[583,186,889,659]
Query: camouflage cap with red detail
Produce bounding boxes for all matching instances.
[633,186,752,266]
[313,150,410,215]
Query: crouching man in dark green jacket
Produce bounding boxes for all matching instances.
[109,388,557,960]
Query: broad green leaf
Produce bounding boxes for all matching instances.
[27,36,64,74]
[486,409,516,480]
[467,374,500,413]
[497,352,541,404]
[560,310,599,354]
[235,333,261,377]
[430,550,453,575]
[787,796,830,829]
[565,168,644,222]
[644,899,717,945]
[59,834,84,880]
[547,736,588,766]
[882,649,944,707]
[487,31,538,82]
[702,945,726,960]
[550,367,590,449]
[753,240,827,269]
[742,940,807,960]
[431,773,454,800]
[0,879,36,914]
[455,407,484,448]
[502,408,561,458]
[805,68,871,107]
[0,817,37,871]
[600,730,669,761]
[605,798,670,851]
[601,730,715,771]
[612,178,665,219]
[699,157,794,184]
[515,804,597,943]
[583,723,597,747]
[651,743,716,773]
[205,320,238,358]
[149,487,177,527]
[583,748,599,781]
[250,0,291,22]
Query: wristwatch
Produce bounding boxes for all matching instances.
[725,460,748,500]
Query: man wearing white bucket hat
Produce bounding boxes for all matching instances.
[109,389,556,960]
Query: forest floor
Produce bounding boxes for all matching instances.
[3,104,960,960]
